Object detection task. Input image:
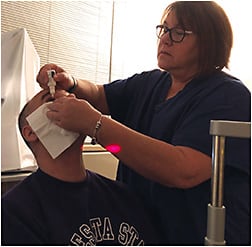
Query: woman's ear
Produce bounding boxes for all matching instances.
[22,125,38,143]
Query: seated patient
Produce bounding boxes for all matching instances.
[2,89,161,246]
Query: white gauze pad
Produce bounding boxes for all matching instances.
[26,102,79,159]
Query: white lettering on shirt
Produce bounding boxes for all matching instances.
[70,217,145,245]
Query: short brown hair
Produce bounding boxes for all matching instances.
[161,1,233,76]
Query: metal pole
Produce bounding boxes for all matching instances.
[205,120,251,245]
[211,136,225,207]
[205,135,226,245]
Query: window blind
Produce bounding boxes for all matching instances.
[1,0,113,84]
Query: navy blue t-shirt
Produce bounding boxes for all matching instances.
[104,69,251,245]
[2,169,162,245]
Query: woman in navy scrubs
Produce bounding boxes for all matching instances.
[37,1,251,245]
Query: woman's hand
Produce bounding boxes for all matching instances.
[46,93,101,135]
[36,63,75,91]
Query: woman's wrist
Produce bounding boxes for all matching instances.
[68,76,78,93]
[91,113,103,145]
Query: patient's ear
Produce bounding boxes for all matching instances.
[22,125,38,143]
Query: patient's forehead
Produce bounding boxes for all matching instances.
[28,90,52,113]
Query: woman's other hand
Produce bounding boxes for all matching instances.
[46,94,101,136]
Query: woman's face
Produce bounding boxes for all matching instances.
[157,10,199,76]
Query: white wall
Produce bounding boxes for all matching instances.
[217,0,252,91]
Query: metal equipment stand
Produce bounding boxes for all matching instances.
[205,120,251,246]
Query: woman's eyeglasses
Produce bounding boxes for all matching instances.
[156,25,193,43]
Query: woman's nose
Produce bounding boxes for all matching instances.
[160,31,172,45]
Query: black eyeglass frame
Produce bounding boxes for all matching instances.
[156,24,193,43]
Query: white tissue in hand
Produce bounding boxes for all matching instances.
[26,102,79,159]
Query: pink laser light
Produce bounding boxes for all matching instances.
[105,144,121,154]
